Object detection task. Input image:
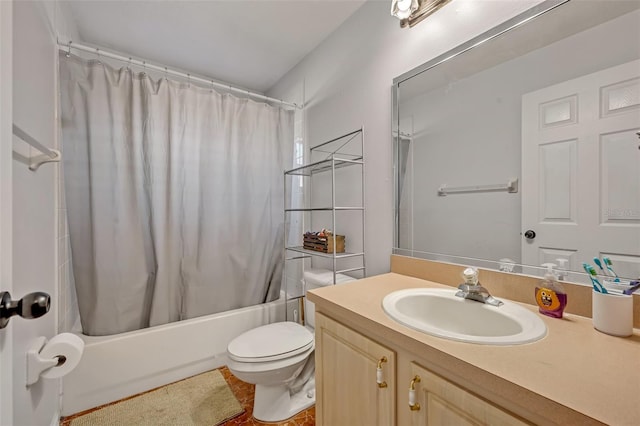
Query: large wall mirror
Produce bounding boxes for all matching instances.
[393,0,640,284]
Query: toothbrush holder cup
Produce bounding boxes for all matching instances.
[592,290,633,337]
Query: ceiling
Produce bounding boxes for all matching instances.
[61,0,368,93]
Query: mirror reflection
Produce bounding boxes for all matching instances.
[394,0,640,282]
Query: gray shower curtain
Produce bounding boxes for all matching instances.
[59,53,294,336]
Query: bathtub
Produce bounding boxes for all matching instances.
[61,296,289,416]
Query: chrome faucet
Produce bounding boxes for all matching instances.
[455,267,503,307]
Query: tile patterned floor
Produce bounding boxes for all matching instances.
[220,366,315,426]
[60,366,315,426]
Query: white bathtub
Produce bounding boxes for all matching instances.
[62,296,288,416]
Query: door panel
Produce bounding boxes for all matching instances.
[3,2,61,425]
[600,130,640,226]
[0,1,14,423]
[522,60,640,278]
[538,139,577,222]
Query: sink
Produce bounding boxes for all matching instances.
[382,288,547,345]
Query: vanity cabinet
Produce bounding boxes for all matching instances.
[407,362,528,426]
[315,312,395,426]
[315,312,526,426]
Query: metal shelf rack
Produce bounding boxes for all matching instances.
[283,128,366,300]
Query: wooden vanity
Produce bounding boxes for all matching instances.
[308,265,640,425]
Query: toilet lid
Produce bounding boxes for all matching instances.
[227,322,314,363]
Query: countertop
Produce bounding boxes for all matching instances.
[308,273,640,426]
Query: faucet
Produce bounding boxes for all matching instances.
[455,267,503,307]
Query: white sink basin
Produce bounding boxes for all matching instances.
[382,288,547,345]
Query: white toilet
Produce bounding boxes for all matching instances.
[226,269,354,422]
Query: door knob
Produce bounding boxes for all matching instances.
[0,291,51,329]
[524,230,536,240]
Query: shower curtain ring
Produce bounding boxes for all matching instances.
[142,61,147,76]
[187,74,191,88]
[66,41,72,58]
[210,80,214,93]
[95,48,102,65]
[126,57,131,71]
[164,67,168,81]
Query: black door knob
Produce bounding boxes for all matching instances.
[524,230,536,240]
[0,291,51,329]
[19,292,51,319]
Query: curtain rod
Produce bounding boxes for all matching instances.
[58,41,302,110]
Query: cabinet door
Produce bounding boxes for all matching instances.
[315,313,396,426]
[407,362,529,426]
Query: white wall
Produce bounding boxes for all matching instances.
[52,1,81,336]
[267,0,543,276]
[402,9,640,263]
[11,1,78,424]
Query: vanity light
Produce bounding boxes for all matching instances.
[391,0,419,20]
[391,0,451,28]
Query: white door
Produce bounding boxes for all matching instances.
[2,2,60,424]
[522,60,640,279]
[0,1,14,424]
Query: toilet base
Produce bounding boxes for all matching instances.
[253,377,315,422]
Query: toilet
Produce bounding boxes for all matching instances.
[226,269,354,422]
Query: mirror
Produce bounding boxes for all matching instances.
[393,0,640,283]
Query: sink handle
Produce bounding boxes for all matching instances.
[409,375,421,411]
[376,356,388,388]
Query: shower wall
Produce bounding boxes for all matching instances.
[52,2,82,333]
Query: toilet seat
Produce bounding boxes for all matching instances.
[227,344,314,376]
[228,322,314,363]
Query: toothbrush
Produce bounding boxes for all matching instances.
[622,280,640,296]
[602,257,620,282]
[582,263,608,293]
[593,257,606,275]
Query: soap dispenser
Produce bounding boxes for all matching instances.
[555,258,569,281]
[535,263,567,318]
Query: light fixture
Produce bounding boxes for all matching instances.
[391,0,419,20]
[391,0,452,28]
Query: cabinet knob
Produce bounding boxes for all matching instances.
[376,356,388,388]
[409,375,421,411]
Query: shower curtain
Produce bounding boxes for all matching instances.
[59,53,294,336]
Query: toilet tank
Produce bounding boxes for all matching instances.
[303,269,355,328]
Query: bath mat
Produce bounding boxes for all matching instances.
[69,369,244,426]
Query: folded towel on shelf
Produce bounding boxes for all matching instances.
[303,268,355,287]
